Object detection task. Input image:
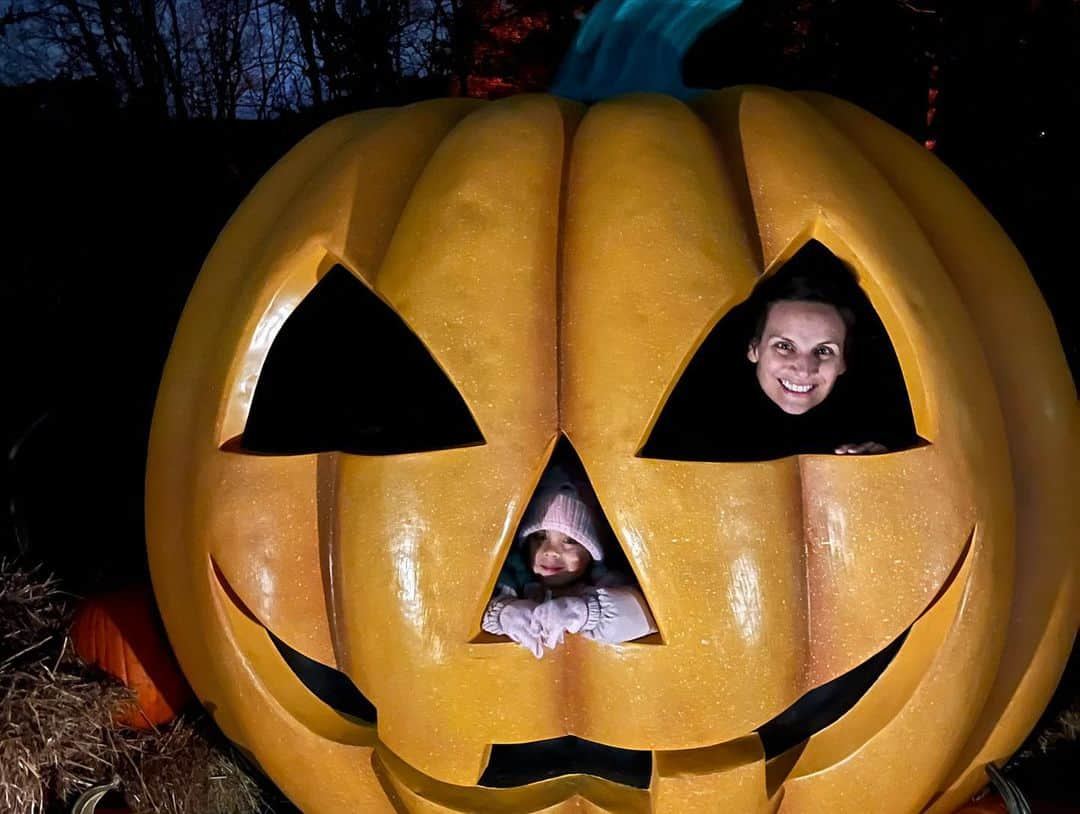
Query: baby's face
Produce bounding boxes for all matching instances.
[529,530,591,587]
[747,300,847,415]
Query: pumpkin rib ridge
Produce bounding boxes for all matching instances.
[364,98,490,292]
[690,86,768,276]
[794,454,814,691]
[617,88,770,457]
[201,112,396,387]
[207,554,377,749]
[781,523,980,790]
[554,100,586,435]
[210,554,335,670]
[792,89,1078,814]
[210,101,485,449]
[316,450,347,672]
[570,92,763,454]
[366,93,566,443]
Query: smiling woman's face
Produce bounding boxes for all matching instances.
[747,299,848,415]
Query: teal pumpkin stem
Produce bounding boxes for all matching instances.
[552,0,744,103]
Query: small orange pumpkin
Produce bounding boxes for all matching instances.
[70,584,192,728]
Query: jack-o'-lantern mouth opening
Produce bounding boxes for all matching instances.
[210,525,975,797]
[480,736,652,788]
[756,626,908,758]
[267,629,378,723]
[473,624,911,789]
[211,558,379,728]
[377,531,974,803]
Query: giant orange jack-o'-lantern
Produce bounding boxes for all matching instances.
[147,80,1078,814]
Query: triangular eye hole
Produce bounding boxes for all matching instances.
[640,241,924,462]
[238,265,484,455]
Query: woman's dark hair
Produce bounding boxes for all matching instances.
[749,242,859,357]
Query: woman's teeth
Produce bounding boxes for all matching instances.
[780,379,813,393]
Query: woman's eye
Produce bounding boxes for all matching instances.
[774,341,793,353]
[816,346,834,357]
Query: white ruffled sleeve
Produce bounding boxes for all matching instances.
[481,584,518,634]
[578,585,657,643]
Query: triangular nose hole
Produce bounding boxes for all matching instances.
[474,434,661,646]
[543,435,636,578]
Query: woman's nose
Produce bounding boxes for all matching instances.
[793,354,817,375]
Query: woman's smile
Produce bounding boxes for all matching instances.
[779,378,816,394]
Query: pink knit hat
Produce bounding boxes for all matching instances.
[519,467,604,562]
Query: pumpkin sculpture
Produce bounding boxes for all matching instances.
[70,585,192,729]
[146,15,1078,814]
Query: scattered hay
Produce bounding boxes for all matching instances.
[0,559,275,814]
[0,651,132,814]
[0,558,124,813]
[1010,654,1080,768]
[1035,702,1079,755]
[117,716,269,814]
[0,558,70,664]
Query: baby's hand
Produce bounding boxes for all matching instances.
[497,600,544,659]
[531,596,590,650]
[834,441,887,455]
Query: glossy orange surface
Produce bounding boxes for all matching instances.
[146,88,1078,813]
